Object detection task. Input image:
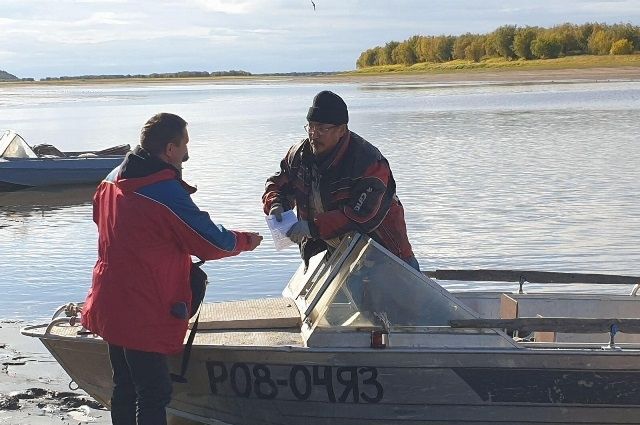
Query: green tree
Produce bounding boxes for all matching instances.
[531,35,563,59]
[356,49,377,68]
[588,29,614,55]
[492,25,517,59]
[433,36,454,62]
[513,27,538,59]
[406,35,422,62]
[610,39,634,55]
[548,23,586,56]
[416,36,433,62]
[607,23,637,43]
[376,42,398,65]
[483,34,498,57]
[411,36,426,62]
[464,40,485,62]
[392,42,417,65]
[453,33,476,60]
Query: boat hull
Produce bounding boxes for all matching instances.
[37,336,640,425]
[0,156,122,191]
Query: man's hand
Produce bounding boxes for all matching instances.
[268,204,284,222]
[286,220,311,244]
[246,232,263,251]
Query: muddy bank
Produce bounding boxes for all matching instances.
[0,320,109,424]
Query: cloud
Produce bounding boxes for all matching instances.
[0,50,16,60]
[0,12,244,45]
[189,0,264,14]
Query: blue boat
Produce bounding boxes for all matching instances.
[0,130,129,192]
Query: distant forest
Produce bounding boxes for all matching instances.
[35,70,337,81]
[356,23,640,68]
[40,70,252,81]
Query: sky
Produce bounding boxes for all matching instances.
[1,0,640,79]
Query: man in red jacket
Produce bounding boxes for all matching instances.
[263,90,418,271]
[82,113,262,425]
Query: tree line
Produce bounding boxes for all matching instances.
[40,70,252,81]
[356,23,640,68]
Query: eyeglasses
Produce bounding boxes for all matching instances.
[304,124,338,135]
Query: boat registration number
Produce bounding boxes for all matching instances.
[206,361,383,403]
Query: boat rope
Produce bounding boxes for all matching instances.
[64,303,82,317]
[68,380,79,391]
[63,303,82,326]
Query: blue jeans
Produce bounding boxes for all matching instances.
[108,344,172,425]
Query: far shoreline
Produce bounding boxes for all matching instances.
[2,65,640,88]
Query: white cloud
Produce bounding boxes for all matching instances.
[74,12,131,26]
[0,12,244,45]
[579,0,640,15]
[0,50,16,60]
[189,0,264,14]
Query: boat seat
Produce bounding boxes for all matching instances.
[32,144,66,157]
[191,297,301,330]
[533,314,556,342]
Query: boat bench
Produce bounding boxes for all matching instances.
[191,297,302,330]
[499,293,640,343]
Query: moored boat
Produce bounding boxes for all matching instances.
[22,234,640,424]
[0,130,129,192]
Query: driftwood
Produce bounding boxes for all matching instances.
[424,269,640,286]
[450,317,640,334]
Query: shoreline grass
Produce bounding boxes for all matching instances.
[347,54,640,75]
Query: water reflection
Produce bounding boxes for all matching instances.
[0,184,96,224]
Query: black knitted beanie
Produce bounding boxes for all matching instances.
[306,91,349,125]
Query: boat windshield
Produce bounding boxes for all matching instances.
[0,130,38,159]
[289,234,476,329]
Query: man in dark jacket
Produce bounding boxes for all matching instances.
[82,113,262,425]
[263,90,418,270]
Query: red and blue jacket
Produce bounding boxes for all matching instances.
[82,147,255,354]
[263,131,414,266]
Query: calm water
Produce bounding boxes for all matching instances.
[1,79,639,320]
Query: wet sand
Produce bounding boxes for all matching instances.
[0,320,109,424]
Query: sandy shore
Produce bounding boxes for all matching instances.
[0,320,109,425]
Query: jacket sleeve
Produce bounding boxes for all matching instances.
[262,146,298,215]
[310,161,392,240]
[138,180,253,261]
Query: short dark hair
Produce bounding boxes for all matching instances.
[140,113,187,156]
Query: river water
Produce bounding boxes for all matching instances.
[1,79,639,320]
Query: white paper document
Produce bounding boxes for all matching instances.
[265,210,298,250]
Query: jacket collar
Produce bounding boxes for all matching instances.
[115,146,196,194]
